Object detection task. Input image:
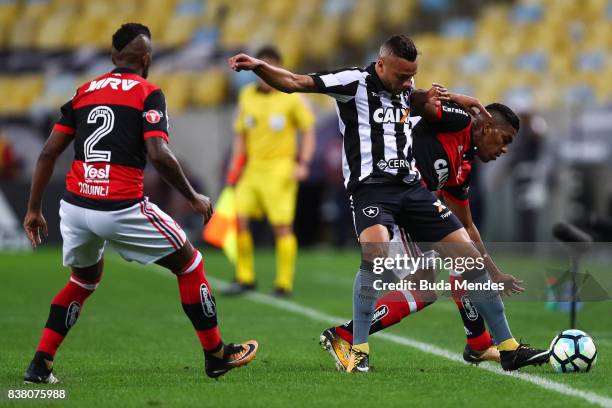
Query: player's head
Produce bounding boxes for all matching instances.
[111,23,152,79]
[473,103,520,162]
[255,45,282,92]
[376,35,418,94]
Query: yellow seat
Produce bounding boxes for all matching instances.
[141,0,177,18]
[0,75,44,114]
[191,68,228,107]
[66,15,108,48]
[276,28,304,70]
[345,1,377,46]
[0,2,19,47]
[163,72,192,112]
[304,17,341,61]
[35,12,75,49]
[159,15,198,48]
[219,11,257,49]
[21,0,52,19]
[8,15,40,49]
[381,0,415,30]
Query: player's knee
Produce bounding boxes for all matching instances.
[273,224,293,237]
[72,259,104,284]
[359,226,390,264]
[237,217,250,232]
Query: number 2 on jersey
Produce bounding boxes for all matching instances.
[84,106,114,162]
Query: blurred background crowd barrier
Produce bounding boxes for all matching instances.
[1,0,612,248]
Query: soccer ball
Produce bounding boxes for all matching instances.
[549,329,597,373]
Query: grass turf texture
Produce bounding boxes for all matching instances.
[1,247,611,408]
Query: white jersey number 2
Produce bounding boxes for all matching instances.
[84,106,114,162]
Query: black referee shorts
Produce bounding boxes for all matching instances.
[350,180,463,243]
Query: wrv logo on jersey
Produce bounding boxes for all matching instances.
[85,78,140,92]
[373,107,410,124]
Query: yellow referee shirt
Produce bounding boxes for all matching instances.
[233,84,315,165]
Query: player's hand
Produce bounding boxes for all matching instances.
[228,53,263,72]
[294,162,309,181]
[491,272,525,296]
[23,210,48,249]
[450,93,492,118]
[425,83,450,108]
[189,193,214,225]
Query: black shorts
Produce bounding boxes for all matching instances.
[350,181,462,243]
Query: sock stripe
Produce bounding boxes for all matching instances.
[69,276,99,291]
[400,289,419,313]
[178,251,202,275]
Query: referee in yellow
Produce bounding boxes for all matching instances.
[224,46,316,297]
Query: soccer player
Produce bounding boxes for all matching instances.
[228,34,549,373]
[223,46,315,297]
[320,101,524,370]
[22,23,258,384]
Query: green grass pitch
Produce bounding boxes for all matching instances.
[1,247,611,407]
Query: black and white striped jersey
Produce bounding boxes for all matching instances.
[309,63,420,192]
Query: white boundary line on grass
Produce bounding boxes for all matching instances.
[207,277,612,408]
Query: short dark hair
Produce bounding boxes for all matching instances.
[486,103,520,131]
[255,45,282,63]
[112,23,151,52]
[380,35,418,62]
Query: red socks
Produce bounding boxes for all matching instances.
[176,250,222,352]
[37,273,101,357]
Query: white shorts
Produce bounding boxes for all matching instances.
[59,198,187,267]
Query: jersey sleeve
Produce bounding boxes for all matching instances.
[308,68,362,102]
[428,102,472,134]
[291,95,315,130]
[142,90,169,142]
[440,160,472,206]
[52,99,76,136]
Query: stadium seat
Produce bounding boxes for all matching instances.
[162,72,192,112]
[304,17,341,61]
[0,75,44,114]
[345,1,377,46]
[276,29,304,70]
[159,15,198,48]
[0,1,19,47]
[35,11,75,50]
[21,0,52,19]
[380,0,415,30]
[65,16,108,48]
[8,14,40,49]
[191,68,228,107]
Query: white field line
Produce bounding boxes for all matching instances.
[146,265,612,408]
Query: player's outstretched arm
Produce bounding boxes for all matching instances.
[444,198,524,296]
[228,53,317,93]
[24,130,73,248]
[145,137,213,223]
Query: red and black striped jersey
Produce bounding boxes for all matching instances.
[412,102,474,207]
[53,67,169,210]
